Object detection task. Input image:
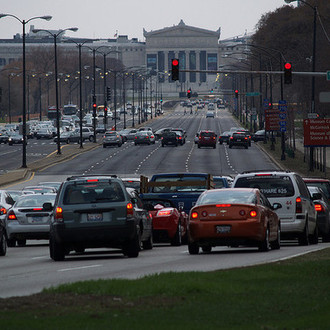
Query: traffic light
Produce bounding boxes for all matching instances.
[106,87,112,101]
[171,58,179,81]
[187,88,191,98]
[104,107,107,117]
[284,62,292,84]
[234,90,238,98]
[92,96,97,115]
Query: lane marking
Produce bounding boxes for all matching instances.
[58,264,102,272]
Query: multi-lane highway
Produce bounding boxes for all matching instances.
[2,105,328,298]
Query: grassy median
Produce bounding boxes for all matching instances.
[1,248,329,329]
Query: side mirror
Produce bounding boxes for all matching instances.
[272,203,282,210]
[43,202,53,211]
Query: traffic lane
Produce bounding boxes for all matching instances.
[1,240,329,298]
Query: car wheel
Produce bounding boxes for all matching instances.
[259,227,270,252]
[142,231,153,250]
[298,220,309,246]
[103,144,106,148]
[49,235,65,261]
[7,238,16,247]
[0,230,7,256]
[89,136,94,142]
[66,139,70,144]
[123,226,140,258]
[309,223,319,245]
[161,143,164,147]
[171,222,182,246]
[213,145,216,149]
[270,224,281,250]
[118,143,122,147]
[219,141,223,145]
[229,145,232,149]
[245,145,248,149]
[17,239,26,247]
[202,245,212,253]
[188,241,199,255]
[198,144,201,149]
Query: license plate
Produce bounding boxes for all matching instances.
[216,225,231,234]
[87,213,103,221]
[28,216,46,224]
[237,139,241,142]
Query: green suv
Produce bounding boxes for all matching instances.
[48,175,152,261]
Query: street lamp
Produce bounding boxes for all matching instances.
[0,13,52,168]
[284,0,317,170]
[32,27,78,155]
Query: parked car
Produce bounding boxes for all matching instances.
[307,186,330,242]
[143,198,188,246]
[134,131,156,145]
[229,132,249,149]
[197,130,217,149]
[252,130,267,142]
[103,131,122,148]
[161,131,179,147]
[6,193,56,247]
[37,182,62,192]
[0,190,15,226]
[218,131,231,144]
[0,131,10,144]
[188,188,281,254]
[233,171,318,245]
[48,175,144,260]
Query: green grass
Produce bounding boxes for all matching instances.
[1,248,330,329]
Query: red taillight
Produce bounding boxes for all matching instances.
[55,207,63,220]
[314,203,324,212]
[244,137,247,140]
[230,137,233,140]
[8,210,17,220]
[296,197,302,214]
[157,209,172,216]
[87,179,98,182]
[216,204,231,207]
[148,211,153,219]
[191,211,198,219]
[150,135,154,139]
[126,202,134,216]
[249,210,257,217]
[0,207,7,215]
[33,208,43,211]
[135,136,137,139]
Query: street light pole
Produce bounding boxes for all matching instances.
[0,14,52,168]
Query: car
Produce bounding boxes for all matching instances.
[171,128,187,139]
[207,103,215,110]
[161,131,179,147]
[6,193,56,247]
[76,127,95,142]
[233,171,318,245]
[0,190,15,227]
[22,186,57,195]
[188,188,281,254]
[228,132,249,149]
[303,178,330,203]
[307,186,330,242]
[0,131,10,144]
[103,131,122,147]
[197,130,217,149]
[142,198,188,246]
[36,128,53,139]
[212,176,230,189]
[138,127,153,133]
[236,129,252,146]
[134,131,156,145]
[48,175,145,260]
[154,127,172,139]
[37,182,62,192]
[119,129,138,141]
[218,131,231,144]
[206,111,215,118]
[172,130,185,145]
[8,132,24,145]
[54,130,80,144]
[252,130,267,142]
[121,178,141,191]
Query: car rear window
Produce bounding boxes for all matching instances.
[306,182,330,199]
[63,181,125,204]
[200,132,215,137]
[235,175,294,197]
[197,190,256,205]
[152,176,208,192]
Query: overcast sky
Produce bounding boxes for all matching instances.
[0,0,292,41]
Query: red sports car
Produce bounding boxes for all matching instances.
[143,198,188,246]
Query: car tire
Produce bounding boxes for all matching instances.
[161,143,164,147]
[7,238,16,247]
[49,235,65,261]
[213,145,216,149]
[259,227,270,252]
[123,227,140,258]
[229,145,232,149]
[188,241,199,255]
[219,141,223,145]
[89,136,94,142]
[66,139,70,144]
[245,145,248,149]
[171,222,182,246]
[198,144,201,149]
[270,224,281,250]
[202,245,212,253]
[118,143,122,147]
[298,220,309,246]
[0,230,7,256]
[142,232,153,250]
[17,239,26,247]
[309,223,319,245]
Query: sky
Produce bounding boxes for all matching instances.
[0,0,292,41]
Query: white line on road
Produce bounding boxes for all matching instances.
[58,264,102,272]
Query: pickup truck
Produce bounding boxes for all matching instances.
[140,173,214,214]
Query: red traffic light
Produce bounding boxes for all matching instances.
[234,90,238,98]
[172,59,179,67]
[93,103,97,108]
[284,62,292,70]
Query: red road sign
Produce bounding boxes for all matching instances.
[265,109,280,131]
[304,118,330,146]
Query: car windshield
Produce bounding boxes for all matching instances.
[235,175,294,197]
[197,190,256,205]
[63,181,125,204]
[15,194,56,207]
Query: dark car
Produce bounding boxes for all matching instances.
[304,178,330,203]
[229,132,249,149]
[197,130,217,149]
[237,129,252,146]
[161,131,179,147]
[0,131,10,144]
[134,131,156,145]
[172,131,185,145]
[154,127,172,139]
[48,175,147,260]
[218,131,231,144]
[171,128,187,139]
[8,132,24,145]
[103,131,122,148]
[252,130,267,142]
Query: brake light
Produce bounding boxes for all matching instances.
[33,208,43,211]
[149,211,153,219]
[216,204,231,207]
[0,207,7,215]
[87,179,98,182]
[126,202,134,216]
[314,203,324,212]
[191,211,198,219]
[8,210,17,220]
[230,137,233,140]
[55,207,63,221]
[244,137,247,140]
[157,209,172,216]
[249,210,257,217]
[296,197,302,214]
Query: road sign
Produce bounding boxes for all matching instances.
[304,118,330,146]
[265,109,280,131]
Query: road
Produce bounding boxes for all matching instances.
[1,105,326,298]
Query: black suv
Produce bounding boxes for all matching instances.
[229,132,249,149]
[161,131,179,147]
[48,175,152,261]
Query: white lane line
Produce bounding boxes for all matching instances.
[32,256,49,260]
[58,264,102,272]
